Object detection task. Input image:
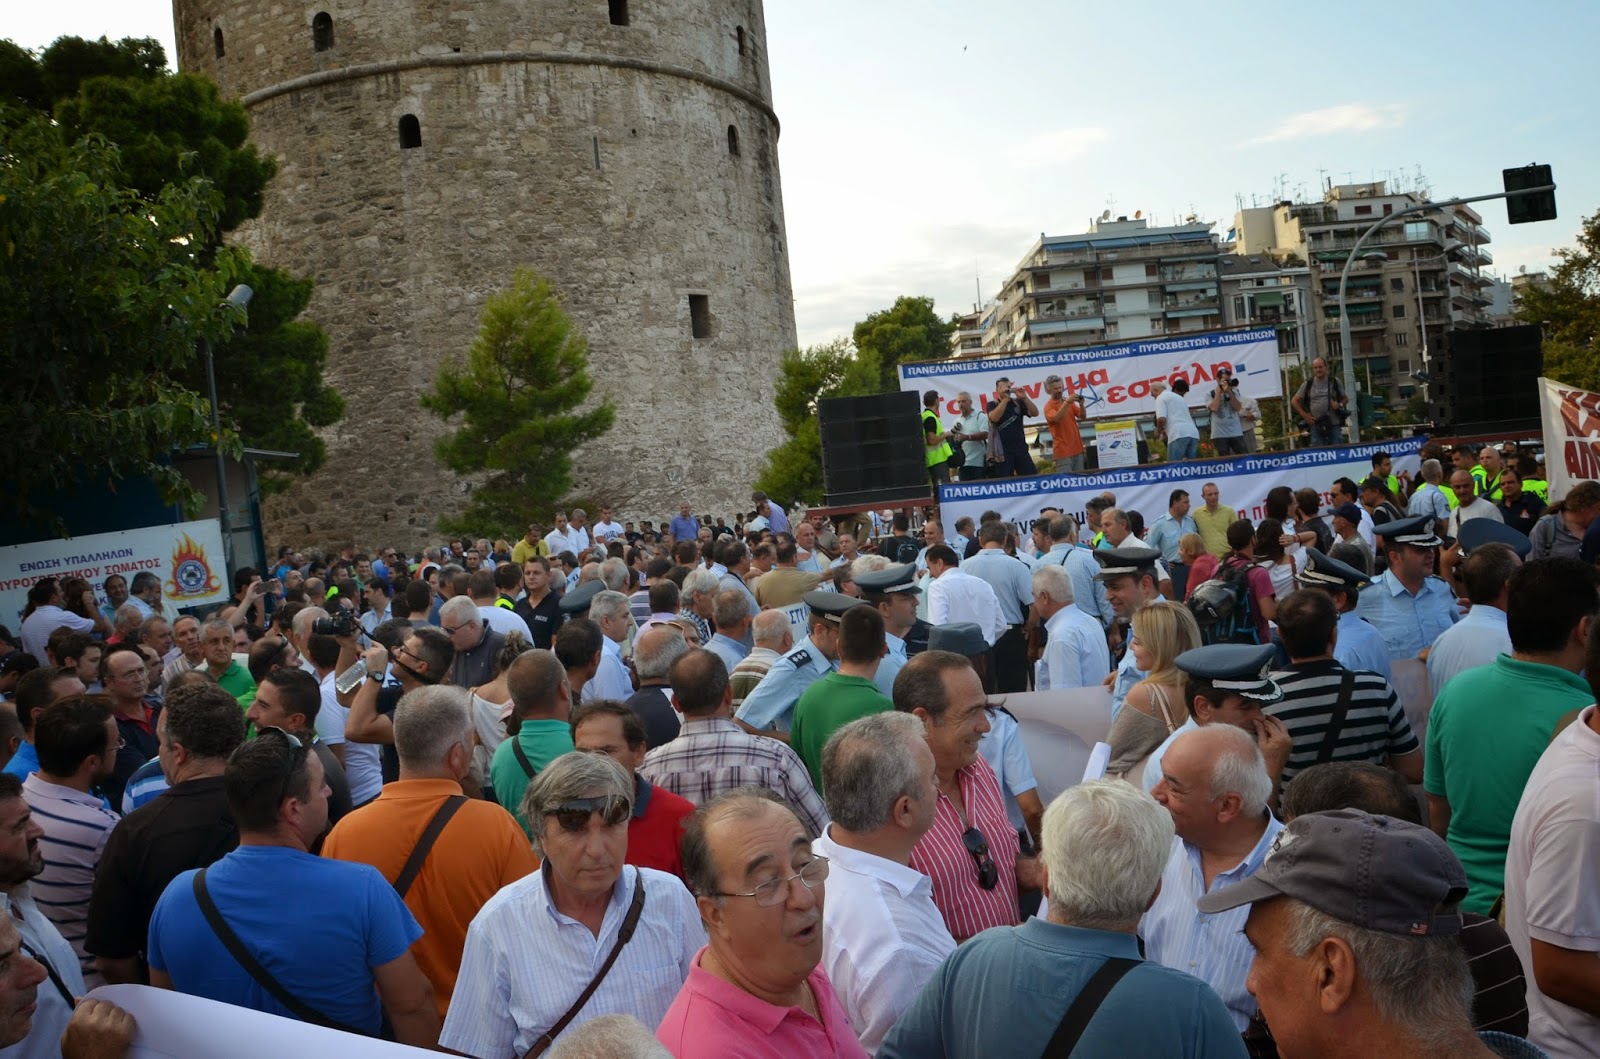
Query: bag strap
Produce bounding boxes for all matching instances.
[192,868,369,1036]
[392,795,467,899]
[1315,670,1359,764]
[523,869,648,1059]
[1041,956,1140,1056]
[513,738,538,779]
[18,938,75,1008]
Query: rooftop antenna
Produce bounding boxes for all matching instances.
[1101,208,1112,221]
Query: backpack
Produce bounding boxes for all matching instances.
[886,536,921,565]
[1188,559,1260,645]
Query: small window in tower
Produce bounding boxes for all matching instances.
[727,125,740,156]
[689,295,712,339]
[609,0,630,26]
[736,26,746,56]
[399,114,422,150]
[313,13,334,52]
[213,27,225,58]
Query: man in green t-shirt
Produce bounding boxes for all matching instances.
[491,649,577,836]
[1424,557,1600,913]
[791,606,893,790]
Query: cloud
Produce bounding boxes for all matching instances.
[1245,103,1408,146]
[1003,127,1110,168]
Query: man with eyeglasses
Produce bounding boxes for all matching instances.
[896,651,1043,943]
[438,597,506,689]
[658,787,863,1058]
[97,644,158,811]
[145,727,439,1046]
[443,752,701,1057]
[86,683,246,986]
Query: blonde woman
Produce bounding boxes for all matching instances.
[1106,601,1202,776]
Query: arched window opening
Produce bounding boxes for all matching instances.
[727,125,740,157]
[213,27,225,59]
[399,114,422,150]
[312,12,334,52]
[609,0,629,26]
[736,26,746,56]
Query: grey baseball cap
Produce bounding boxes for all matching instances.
[1195,809,1468,937]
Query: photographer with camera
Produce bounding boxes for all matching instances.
[1207,367,1247,457]
[1291,357,1348,447]
[987,376,1039,477]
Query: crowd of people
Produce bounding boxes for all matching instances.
[0,444,1596,1058]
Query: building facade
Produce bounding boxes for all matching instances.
[171,1,797,546]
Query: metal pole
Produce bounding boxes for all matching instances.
[1333,183,1553,444]
[204,335,233,574]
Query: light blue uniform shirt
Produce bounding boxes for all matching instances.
[1408,483,1452,526]
[1036,605,1112,692]
[734,637,836,733]
[1142,717,1199,795]
[704,632,749,677]
[1334,610,1393,683]
[1109,648,1145,723]
[977,708,1040,834]
[1146,513,1197,565]
[1355,570,1460,660]
[1142,816,1285,1032]
[961,548,1035,626]
[1062,544,1113,628]
[874,632,907,698]
[1425,605,1510,697]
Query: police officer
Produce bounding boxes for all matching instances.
[853,564,918,697]
[556,579,603,619]
[733,590,865,740]
[1293,548,1391,681]
[1140,642,1291,797]
[1354,516,1460,661]
[1094,546,1164,720]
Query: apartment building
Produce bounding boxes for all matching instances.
[1216,253,1316,368]
[982,216,1223,355]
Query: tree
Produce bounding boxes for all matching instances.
[1516,208,1600,393]
[851,296,956,392]
[421,269,616,535]
[0,115,250,526]
[755,339,861,504]
[1,35,337,486]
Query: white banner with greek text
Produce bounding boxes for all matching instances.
[1538,376,1600,500]
[0,520,229,629]
[899,326,1283,424]
[935,439,1423,543]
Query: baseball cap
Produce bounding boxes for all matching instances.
[1196,809,1467,937]
[1333,502,1362,524]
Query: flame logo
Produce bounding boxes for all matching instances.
[166,533,222,598]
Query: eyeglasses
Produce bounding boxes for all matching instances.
[546,795,631,833]
[257,726,306,808]
[711,856,830,908]
[963,827,999,891]
[440,625,463,636]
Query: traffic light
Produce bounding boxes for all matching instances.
[1504,164,1557,224]
[1358,391,1385,429]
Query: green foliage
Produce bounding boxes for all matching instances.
[0,116,248,527]
[421,269,617,535]
[756,339,871,505]
[851,296,956,392]
[1517,208,1600,393]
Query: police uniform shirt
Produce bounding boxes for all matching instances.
[733,637,836,733]
[874,632,908,698]
[1354,569,1460,661]
[1334,610,1393,683]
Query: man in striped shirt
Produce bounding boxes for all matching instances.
[21,696,121,989]
[1266,590,1422,786]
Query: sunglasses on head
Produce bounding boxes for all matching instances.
[257,726,307,807]
[963,826,999,891]
[546,795,630,833]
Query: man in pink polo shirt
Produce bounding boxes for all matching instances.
[657,788,866,1059]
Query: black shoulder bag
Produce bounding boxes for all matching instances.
[522,870,647,1058]
[192,868,369,1036]
[513,739,539,779]
[1041,956,1140,1056]
[392,795,468,898]
[1314,669,1359,765]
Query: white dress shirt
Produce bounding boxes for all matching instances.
[590,637,635,701]
[1036,604,1112,692]
[479,604,535,643]
[926,568,1007,646]
[544,528,578,556]
[440,865,703,1058]
[811,828,956,1054]
[0,884,85,1059]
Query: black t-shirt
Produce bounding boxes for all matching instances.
[989,397,1028,453]
[85,776,239,965]
[109,710,160,813]
[885,536,920,566]
[514,593,564,651]
[374,683,406,783]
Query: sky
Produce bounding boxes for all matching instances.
[9,1,1599,349]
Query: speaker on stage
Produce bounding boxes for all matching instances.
[1440,325,1542,431]
[818,391,930,507]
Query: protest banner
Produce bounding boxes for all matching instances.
[898,326,1282,424]
[1538,376,1600,499]
[936,438,1423,541]
[0,520,229,628]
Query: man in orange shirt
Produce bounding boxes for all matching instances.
[322,686,536,1016]
[1042,374,1087,472]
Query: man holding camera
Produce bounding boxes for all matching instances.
[1042,375,1087,472]
[1292,357,1348,447]
[986,377,1039,478]
[1207,367,1247,457]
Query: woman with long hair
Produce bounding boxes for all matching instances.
[1255,518,1298,603]
[1106,601,1202,776]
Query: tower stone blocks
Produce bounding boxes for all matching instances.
[171,1,797,546]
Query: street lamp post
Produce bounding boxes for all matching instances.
[207,285,254,574]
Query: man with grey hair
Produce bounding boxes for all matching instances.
[677,567,719,646]
[111,604,145,645]
[626,625,690,749]
[290,605,328,676]
[589,590,638,702]
[1144,723,1282,1032]
[1198,810,1529,1059]
[950,390,991,481]
[1032,563,1111,691]
[198,617,255,704]
[882,780,1243,1056]
[729,610,792,709]
[705,589,752,676]
[442,752,702,1058]
[546,1014,672,1059]
[811,713,954,1052]
[440,594,506,688]
[1409,457,1454,532]
[324,685,536,1019]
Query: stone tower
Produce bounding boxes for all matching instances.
[170,0,796,547]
